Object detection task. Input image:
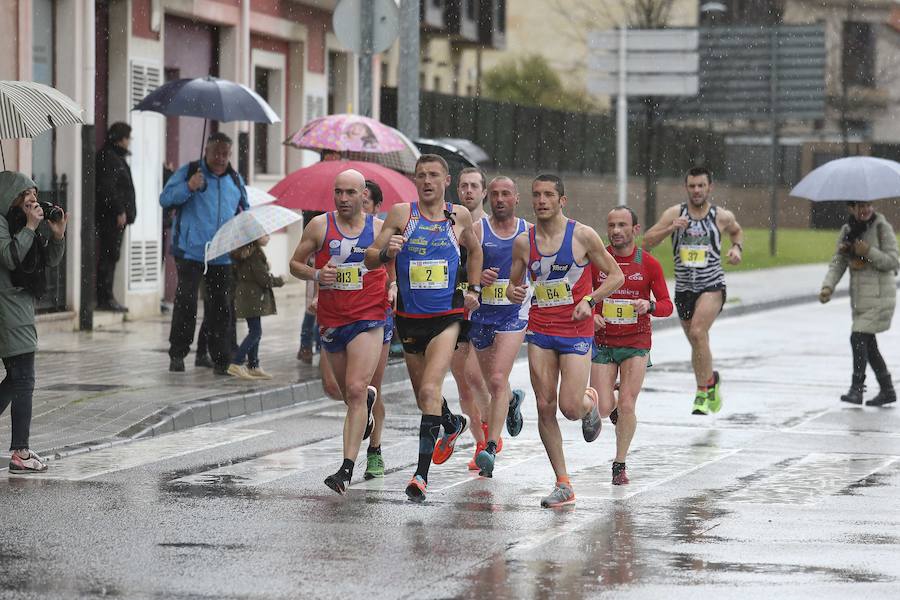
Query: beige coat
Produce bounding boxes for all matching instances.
[822,213,899,333]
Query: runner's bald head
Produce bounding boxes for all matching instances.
[335,169,366,191]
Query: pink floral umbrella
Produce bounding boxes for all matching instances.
[286,114,409,153]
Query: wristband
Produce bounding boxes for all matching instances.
[649,300,656,315]
[583,295,596,308]
[733,243,743,252]
[378,247,391,264]
[468,284,482,295]
[313,269,320,282]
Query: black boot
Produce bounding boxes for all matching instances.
[866,375,896,407]
[840,382,865,405]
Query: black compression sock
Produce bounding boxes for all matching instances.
[339,458,355,481]
[485,441,497,455]
[612,461,626,476]
[440,397,457,433]
[416,414,442,483]
[367,445,381,456]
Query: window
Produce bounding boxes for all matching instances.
[843,22,876,88]
[254,67,270,174]
[327,51,350,114]
[32,0,55,190]
[466,0,476,18]
[433,76,442,91]
[497,1,506,33]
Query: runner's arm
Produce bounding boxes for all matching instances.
[648,258,673,317]
[506,233,530,304]
[455,207,484,292]
[719,208,744,265]
[642,205,682,249]
[364,204,408,270]
[581,227,624,304]
[289,215,326,281]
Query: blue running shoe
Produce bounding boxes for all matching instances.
[475,449,495,478]
[507,389,525,437]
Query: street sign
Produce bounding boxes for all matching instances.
[333,0,400,55]
[588,52,699,74]
[588,29,699,51]
[588,75,699,96]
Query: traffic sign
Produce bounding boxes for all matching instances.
[333,0,400,55]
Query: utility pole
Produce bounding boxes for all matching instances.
[358,0,374,117]
[397,0,420,139]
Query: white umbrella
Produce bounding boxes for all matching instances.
[205,204,301,267]
[246,186,278,207]
[789,156,900,202]
[0,80,84,168]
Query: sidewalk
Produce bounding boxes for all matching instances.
[0,263,868,461]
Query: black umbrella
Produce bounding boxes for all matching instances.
[133,75,280,158]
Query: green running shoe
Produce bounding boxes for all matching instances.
[708,371,722,413]
[364,453,384,480]
[692,390,710,415]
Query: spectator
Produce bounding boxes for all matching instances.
[160,132,249,375]
[95,121,136,312]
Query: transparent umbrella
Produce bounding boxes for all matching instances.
[205,204,301,266]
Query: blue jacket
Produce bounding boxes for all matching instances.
[160,161,249,265]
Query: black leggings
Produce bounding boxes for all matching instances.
[0,352,36,451]
[850,332,889,384]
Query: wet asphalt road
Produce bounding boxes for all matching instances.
[1,297,899,600]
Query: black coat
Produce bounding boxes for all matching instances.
[95,143,136,225]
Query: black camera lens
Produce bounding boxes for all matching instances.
[38,200,64,223]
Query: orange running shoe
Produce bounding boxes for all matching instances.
[405,475,427,502]
[432,415,468,464]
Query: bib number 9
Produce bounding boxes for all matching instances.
[602,299,637,324]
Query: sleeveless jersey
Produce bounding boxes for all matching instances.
[396,202,463,318]
[672,203,724,292]
[471,217,530,325]
[315,212,388,328]
[526,219,593,338]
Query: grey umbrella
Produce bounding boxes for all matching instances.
[790,156,900,202]
[133,76,280,158]
[0,80,84,168]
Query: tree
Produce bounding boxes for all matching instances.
[482,55,597,112]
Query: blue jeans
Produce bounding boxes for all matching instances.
[300,311,319,352]
[0,352,36,451]
[233,317,262,368]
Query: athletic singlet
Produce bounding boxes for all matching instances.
[672,203,724,292]
[314,212,388,328]
[526,219,593,338]
[395,202,463,318]
[471,217,530,325]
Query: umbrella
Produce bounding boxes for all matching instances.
[287,114,409,154]
[0,80,84,168]
[435,137,490,165]
[246,186,277,207]
[270,159,416,212]
[133,75,280,157]
[205,204,301,263]
[789,156,900,202]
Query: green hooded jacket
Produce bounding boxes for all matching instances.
[0,171,66,358]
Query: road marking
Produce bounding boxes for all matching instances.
[728,453,898,505]
[10,427,269,481]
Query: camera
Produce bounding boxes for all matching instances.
[38,200,64,222]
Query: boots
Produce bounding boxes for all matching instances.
[866,374,896,407]
[840,381,865,405]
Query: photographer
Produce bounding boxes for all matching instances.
[0,171,67,473]
[820,201,899,406]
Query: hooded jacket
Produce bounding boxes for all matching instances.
[159,160,248,265]
[95,142,136,224]
[0,171,66,357]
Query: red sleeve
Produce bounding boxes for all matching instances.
[647,257,673,317]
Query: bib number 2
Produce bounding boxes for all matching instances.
[409,260,449,289]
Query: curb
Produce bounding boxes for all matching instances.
[39,285,872,461]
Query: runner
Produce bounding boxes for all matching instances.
[590,206,672,486]
[364,154,484,502]
[449,167,494,468]
[289,169,387,494]
[507,174,624,508]
[469,176,530,477]
[643,166,743,415]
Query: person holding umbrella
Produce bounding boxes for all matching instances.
[819,201,899,406]
[160,132,249,374]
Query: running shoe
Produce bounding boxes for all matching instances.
[612,462,629,486]
[581,387,602,442]
[692,390,711,415]
[324,471,348,495]
[609,407,619,425]
[432,415,468,464]
[480,421,502,453]
[707,371,723,413]
[475,448,495,478]
[363,386,376,440]
[540,482,576,508]
[364,453,384,480]
[506,388,525,437]
[405,475,427,502]
[8,450,48,474]
[468,440,486,471]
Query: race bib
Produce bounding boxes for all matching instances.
[482,279,511,305]
[333,264,363,291]
[602,298,637,325]
[679,244,709,268]
[534,280,573,307]
[409,260,449,289]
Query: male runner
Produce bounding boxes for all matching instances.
[507,174,624,508]
[469,176,530,477]
[290,170,387,494]
[590,207,672,485]
[643,166,743,415]
[364,154,484,502]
